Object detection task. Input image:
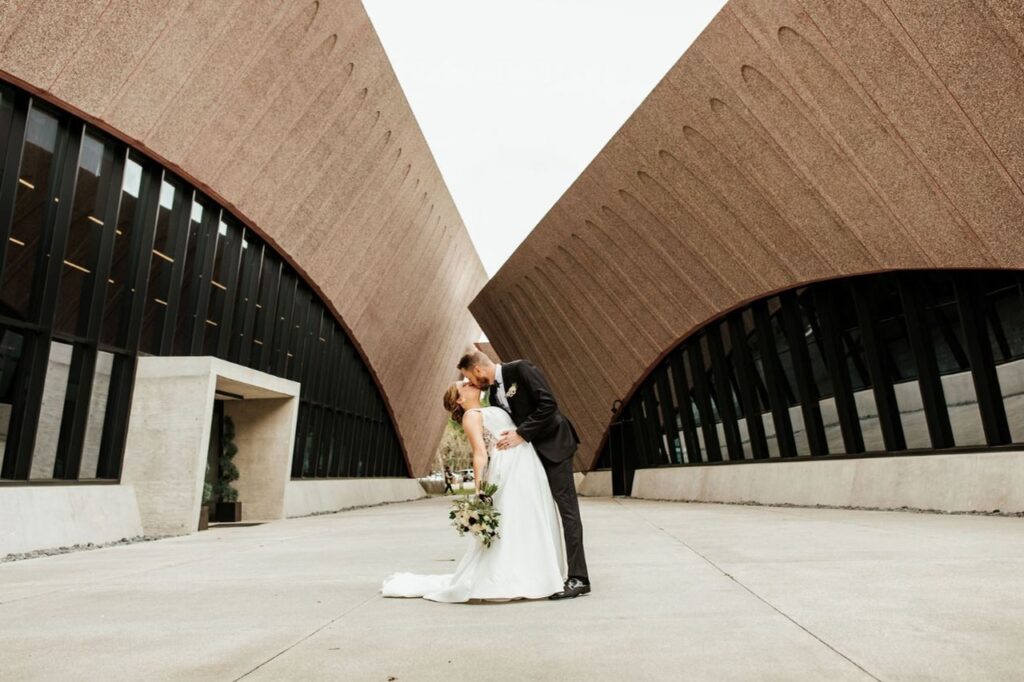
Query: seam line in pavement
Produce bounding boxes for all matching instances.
[613,498,882,682]
[234,591,379,680]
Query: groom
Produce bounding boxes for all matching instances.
[458,351,591,600]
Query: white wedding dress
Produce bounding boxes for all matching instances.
[381,406,567,602]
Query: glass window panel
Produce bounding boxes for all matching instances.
[172,200,208,355]
[228,235,259,362]
[101,154,144,348]
[797,291,834,398]
[0,327,27,478]
[2,106,60,320]
[55,132,118,335]
[250,258,278,369]
[286,287,311,380]
[30,341,73,480]
[203,217,240,355]
[984,274,1024,363]
[140,178,186,354]
[78,349,114,478]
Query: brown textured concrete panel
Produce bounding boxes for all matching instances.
[1,0,486,476]
[473,0,1024,471]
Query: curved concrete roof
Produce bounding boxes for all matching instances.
[0,0,487,475]
[472,0,1024,470]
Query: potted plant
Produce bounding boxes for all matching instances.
[214,415,242,522]
[199,463,213,530]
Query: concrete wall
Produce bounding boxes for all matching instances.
[284,478,426,517]
[631,451,1024,514]
[471,0,1024,471]
[0,0,487,476]
[121,356,299,536]
[0,484,144,557]
[224,397,299,522]
[577,470,613,497]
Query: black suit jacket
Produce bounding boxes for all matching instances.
[490,359,579,463]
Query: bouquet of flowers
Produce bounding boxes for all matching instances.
[449,482,500,548]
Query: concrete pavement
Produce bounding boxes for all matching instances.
[2,496,1023,680]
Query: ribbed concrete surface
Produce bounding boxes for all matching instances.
[471,0,1024,470]
[0,0,486,474]
[3,497,1023,680]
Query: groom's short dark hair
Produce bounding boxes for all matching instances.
[457,351,492,371]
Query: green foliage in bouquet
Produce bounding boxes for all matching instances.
[213,415,240,503]
[449,482,501,548]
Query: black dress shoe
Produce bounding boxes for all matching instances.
[549,577,591,600]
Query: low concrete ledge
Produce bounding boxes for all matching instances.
[0,485,145,556]
[577,470,613,497]
[630,451,1024,513]
[283,478,426,517]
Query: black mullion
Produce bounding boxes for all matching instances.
[352,416,368,476]
[307,315,332,403]
[686,340,722,462]
[97,352,135,479]
[310,405,328,477]
[6,118,83,478]
[851,282,907,451]
[291,402,307,478]
[668,351,702,463]
[254,260,281,371]
[187,206,219,355]
[896,274,954,449]
[121,165,164,352]
[269,271,296,375]
[322,327,346,475]
[705,324,744,460]
[157,187,194,355]
[751,300,798,457]
[372,418,387,476]
[625,400,646,477]
[233,240,264,366]
[213,221,244,359]
[372,400,387,475]
[31,118,83,328]
[327,410,345,477]
[954,274,1011,445]
[640,383,664,466]
[654,364,680,463]
[0,90,29,286]
[340,413,356,477]
[2,332,46,479]
[727,313,770,459]
[54,344,95,479]
[57,145,127,479]
[79,146,125,343]
[779,290,829,455]
[288,290,313,382]
[811,285,864,454]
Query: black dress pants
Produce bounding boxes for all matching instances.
[541,455,589,581]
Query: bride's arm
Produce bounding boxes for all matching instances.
[462,411,488,494]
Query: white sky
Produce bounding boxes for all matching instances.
[363,1,728,276]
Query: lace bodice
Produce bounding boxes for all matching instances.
[465,406,513,453]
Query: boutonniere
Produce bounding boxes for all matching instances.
[505,383,518,398]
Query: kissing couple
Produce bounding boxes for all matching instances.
[382,351,591,602]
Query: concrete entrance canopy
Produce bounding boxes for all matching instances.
[121,356,300,537]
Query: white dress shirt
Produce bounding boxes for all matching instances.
[493,363,510,411]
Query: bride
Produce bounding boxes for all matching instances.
[381,380,567,602]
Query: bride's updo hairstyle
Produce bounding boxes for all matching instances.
[444,383,465,424]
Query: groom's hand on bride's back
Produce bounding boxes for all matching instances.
[496,429,525,450]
